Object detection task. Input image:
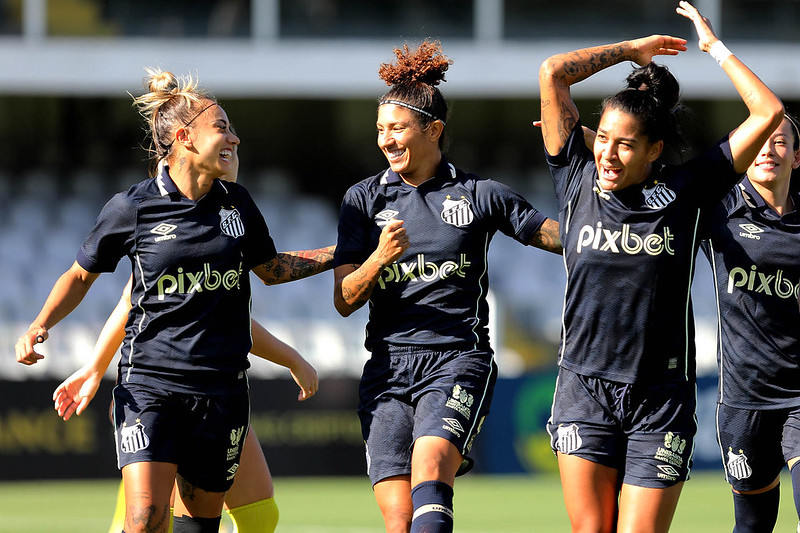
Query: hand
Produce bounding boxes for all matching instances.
[53,366,103,421]
[289,358,319,401]
[676,0,719,52]
[375,219,410,266]
[15,328,47,365]
[628,34,688,66]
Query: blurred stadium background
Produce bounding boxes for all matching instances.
[1,0,800,527]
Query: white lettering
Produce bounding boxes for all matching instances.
[156,263,240,300]
[727,265,799,299]
[576,223,675,256]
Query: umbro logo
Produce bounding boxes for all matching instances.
[442,417,464,437]
[738,223,763,240]
[151,223,177,242]
[375,209,399,227]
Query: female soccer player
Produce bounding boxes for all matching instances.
[701,113,800,532]
[538,1,783,531]
[333,41,561,533]
[16,69,332,533]
[54,147,321,533]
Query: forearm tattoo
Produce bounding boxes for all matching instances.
[340,264,378,308]
[260,245,335,284]
[531,219,563,255]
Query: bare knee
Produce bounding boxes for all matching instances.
[125,503,171,533]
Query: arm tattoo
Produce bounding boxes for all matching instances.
[129,504,170,531]
[340,264,377,308]
[260,245,335,285]
[530,219,563,255]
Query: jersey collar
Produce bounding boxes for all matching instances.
[155,162,180,197]
[738,176,800,221]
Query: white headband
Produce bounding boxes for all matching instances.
[379,99,446,125]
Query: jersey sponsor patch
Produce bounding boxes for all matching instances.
[643,181,677,209]
[555,423,582,454]
[441,196,474,227]
[119,419,150,454]
[726,448,753,480]
[219,207,245,238]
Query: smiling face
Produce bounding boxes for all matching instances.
[179,101,240,179]
[747,118,800,189]
[593,107,663,191]
[376,103,442,185]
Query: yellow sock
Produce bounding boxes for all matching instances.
[225,498,279,533]
[107,480,126,533]
[168,508,174,533]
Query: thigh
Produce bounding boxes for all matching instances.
[718,403,785,491]
[782,407,800,467]
[557,452,620,533]
[122,461,177,533]
[617,482,684,533]
[223,426,273,509]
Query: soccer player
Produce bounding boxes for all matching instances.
[16,69,332,533]
[54,147,320,533]
[701,113,800,532]
[333,41,561,533]
[538,1,783,532]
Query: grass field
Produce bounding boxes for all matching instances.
[0,472,797,532]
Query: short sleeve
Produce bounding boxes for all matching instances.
[76,192,135,273]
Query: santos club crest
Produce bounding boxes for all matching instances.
[441,196,474,227]
[220,207,245,238]
[642,181,676,209]
[727,448,753,480]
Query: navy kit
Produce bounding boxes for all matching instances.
[701,178,800,490]
[546,122,744,486]
[77,165,275,488]
[335,157,547,482]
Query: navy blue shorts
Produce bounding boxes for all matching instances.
[717,403,800,491]
[547,367,696,488]
[358,345,497,485]
[112,382,250,493]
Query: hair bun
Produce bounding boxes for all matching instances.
[379,40,452,88]
[625,63,680,111]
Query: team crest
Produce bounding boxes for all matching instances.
[120,419,150,454]
[441,196,474,227]
[643,181,676,209]
[727,448,753,480]
[555,423,582,454]
[219,207,245,238]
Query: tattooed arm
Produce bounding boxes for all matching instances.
[253,245,336,285]
[529,218,562,255]
[334,219,409,317]
[538,35,687,157]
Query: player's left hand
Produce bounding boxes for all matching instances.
[676,0,719,53]
[15,328,47,365]
[290,358,319,401]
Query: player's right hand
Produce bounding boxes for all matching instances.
[15,328,47,365]
[376,219,410,266]
[53,367,102,421]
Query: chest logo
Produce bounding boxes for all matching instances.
[375,209,399,227]
[220,207,244,238]
[441,196,474,227]
[738,223,763,240]
[642,181,676,209]
[150,223,177,242]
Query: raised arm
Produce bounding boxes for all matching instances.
[333,219,409,317]
[677,1,783,173]
[253,245,335,285]
[538,35,687,156]
[53,275,132,420]
[16,261,99,366]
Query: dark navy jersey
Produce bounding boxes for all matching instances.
[77,166,277,394]
[546,121,743,384]
[700,178,800,409]
[334,157,546,351]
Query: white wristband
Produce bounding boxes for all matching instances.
[709,40,732,65]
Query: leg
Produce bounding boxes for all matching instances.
[408,436,462,533]
[557,452,620,533]
[173,474,226,519]
[374,475,413,533]
[789,457,800,523]
[616,482,683,533]
[121,461,178,533]
[730,477,781,533]
[224,427,279,533]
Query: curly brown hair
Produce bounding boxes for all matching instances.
[378,40,452,147]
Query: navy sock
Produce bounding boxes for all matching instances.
[410,480,454,533]
[172,515,222,533]
[731,485,780,533]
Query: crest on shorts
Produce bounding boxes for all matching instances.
[230,426,245,446]
[727,448,753,480]
[642,181,676,209]
[120,419,150,454]
[219,207,244,238]
[441,196,474,227]
[555,423,582,454]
